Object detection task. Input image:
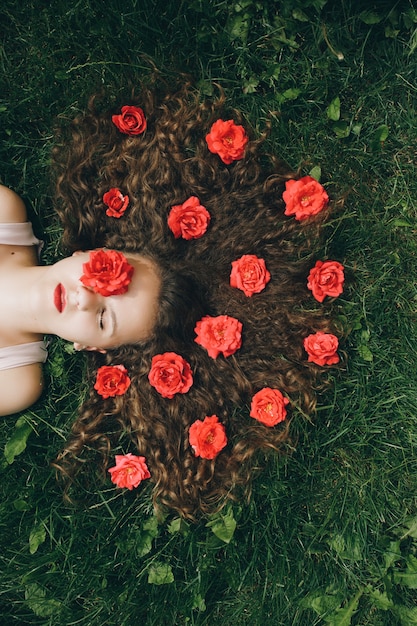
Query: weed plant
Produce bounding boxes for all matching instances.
[1,0,417,624]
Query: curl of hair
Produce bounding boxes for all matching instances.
[52,77,338,519]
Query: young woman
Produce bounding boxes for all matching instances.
[0,185,193,416]
[51,78,343,518]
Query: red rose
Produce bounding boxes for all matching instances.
[102,188,129,218]
[112,105,147,136]
[194,315,242,359]
[283,176,329,220]
[304,332,340,366]
[94,364,131,398]
[167,196,211,240]
[230,254,271,297]
[80,249,134,297]
[108,453,150,490]
[189,415,227,459]
[148,352,193,399]
[250,387,289,427]
[307,260,345,303]
[205,119,248,164]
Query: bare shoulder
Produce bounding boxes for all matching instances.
[0,364,43,416]
[0,185,28,223]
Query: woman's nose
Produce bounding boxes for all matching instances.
[76,285,99,310]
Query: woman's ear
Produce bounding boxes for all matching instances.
[73,342,107,354]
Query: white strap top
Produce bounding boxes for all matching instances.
[0,221,42,247]
[0,221,48,369]
[0,342,48,370]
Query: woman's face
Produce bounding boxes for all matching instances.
[43,251,161,350]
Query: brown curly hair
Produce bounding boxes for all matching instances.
[52,76,339,519]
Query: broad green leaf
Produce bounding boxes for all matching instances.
[292,9,309,22]
[395,605,417,625]
[136,516,159,557]
[358,345,373,362]
[147,562,174,585]
[192,593,207,612]
[310,593,342,615]
[25,583,61,617]
[370,124,389,151]
[4,416,33,464]
[228,13,250,42]
[384,540,401,571]
[309,166,322,182]
[327,97,341,121]
[399,515,417,539]
[394,555,417,589]
[332,121,350,138]
[167,517,189,535]
[366,588,394,610]
[359,11,382,25]
[282,88,301,101]
[242,76,259,94]
[29,522,46,554]
[13,499,31,511]
[206,509,237,544]
[325,593,361,626]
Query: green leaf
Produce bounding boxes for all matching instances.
[192,593,207,612]
[242,76,259,94]
[398,515,417,539]
[394,555,417,589]
[25,583,61,617]
[4,416,34,464]
[358,345,373,362]
[370,124,389,150]
[394,605,417,625]
[325,594,361,626]
[167,517,189,535]
[366,587,395,610]
[136,516,159,557]
[13,499,31,511]
[29,521,46,554]
[359,11,382,25]
[147,562,174,585]
[309,166,322,182]
[292,9,309,22]
[327,97,341,121]
[228,13,250,42]
[332,121,350,138]
[383,540,401,571]
[206,509,237,544]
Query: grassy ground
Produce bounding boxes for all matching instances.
[1,0,417,624]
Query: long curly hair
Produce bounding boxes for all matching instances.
[52,76,339,518]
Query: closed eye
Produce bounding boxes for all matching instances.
[98,309,105,330]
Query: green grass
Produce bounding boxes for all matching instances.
[1,0,417,624]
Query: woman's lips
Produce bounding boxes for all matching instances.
[54,284,66,313]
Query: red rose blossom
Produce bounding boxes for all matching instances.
[148,352,193,398]
[250,387,289,427]
[230,254,271,297]
[108,453,150,490]
[102,188,129,218]
[112,105,147,135]
[283,176,329,220]
[194,315,242,359]
[189,415,227,459]
[168,196,211,240]
[205,119,248,164]
[304,332,340,366]
[94,364,131,398]
[307,260,345,302]
[80,249,134,297]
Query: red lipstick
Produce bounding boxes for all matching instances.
[54,284,66,312]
